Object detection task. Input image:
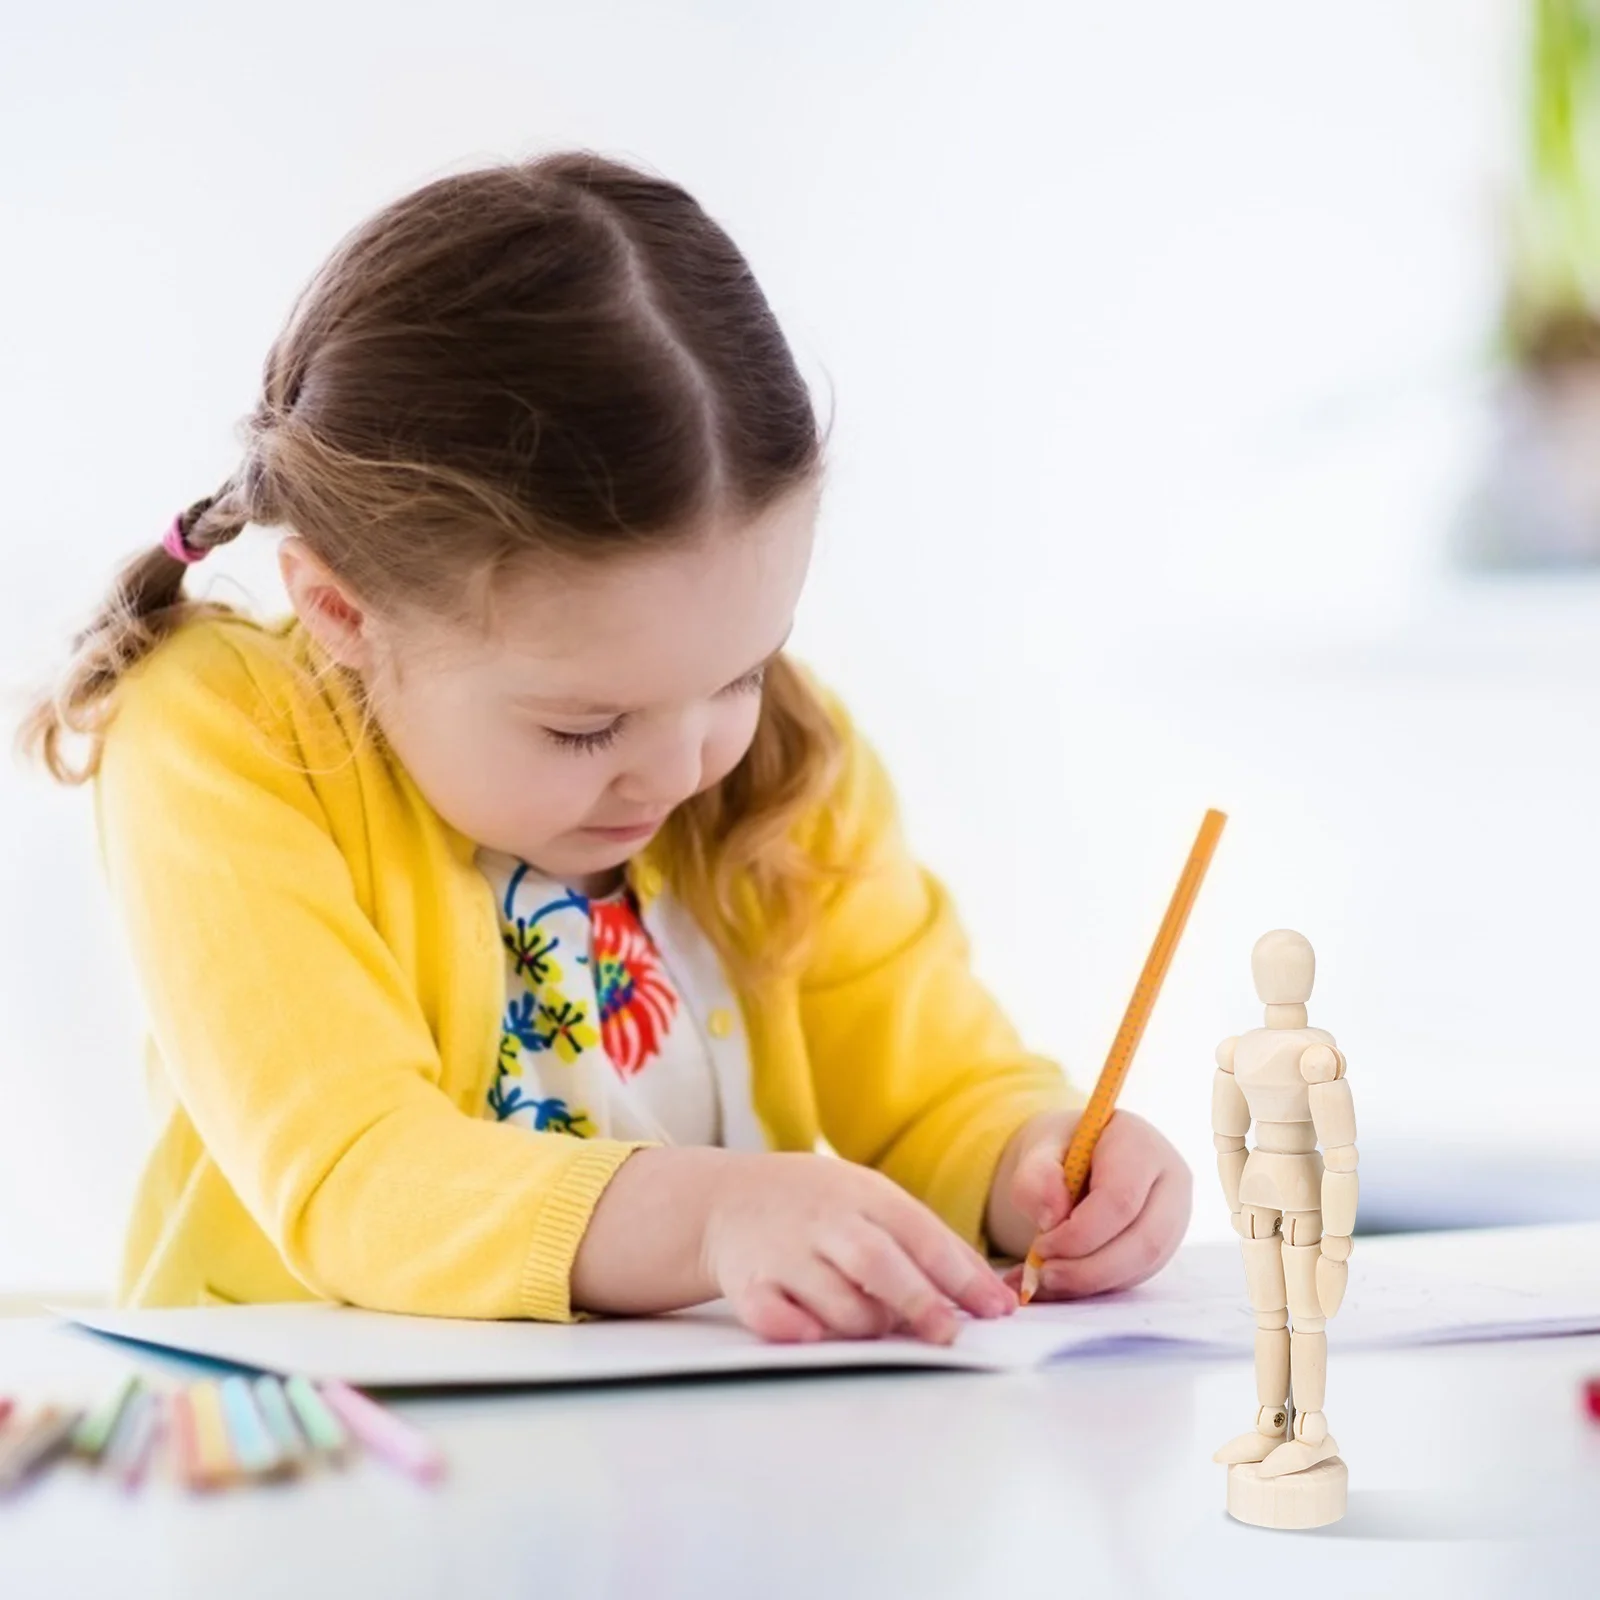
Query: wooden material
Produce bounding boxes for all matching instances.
[1256,1325,1289,1389]
[1307,1079,1356,1148]
[1212,1068,1250,1137]
[1216,1144,1247,1215]
[1227,1457,1348,1529]
[1214,1421,1287,1465]
[1212,930,1359,1527]
[1019,808,1227,1303]
[1282,1242,1323,1323]
[1290,1329,1327,1415]
[1300,1044,1342,1083]
[1241,1236,1287,1311]
[1317,1255,1349,1317]
[1250,930,1315,1004]
[1257,1431,1339,1479]
[1280,1208,1321,1245]
[1322,1171,1359,1238]
[1212,1225,1293,1466]
[1256,1120,1317,1154]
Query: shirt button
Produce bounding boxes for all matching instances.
[707,1008,734,1040]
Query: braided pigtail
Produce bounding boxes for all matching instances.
[17,477,253,784]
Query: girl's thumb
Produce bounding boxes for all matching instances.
[1015,1134,1073,1233]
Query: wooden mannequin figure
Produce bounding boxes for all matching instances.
[1211,930,1357,1529]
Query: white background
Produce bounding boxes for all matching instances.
[4,0,1596,1294]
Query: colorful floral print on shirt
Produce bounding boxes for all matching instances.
[485,863,682,1138]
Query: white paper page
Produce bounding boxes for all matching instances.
[63,1242,1600,1389]
[957,1243,1600,1365]
[65,1300,1002,1386]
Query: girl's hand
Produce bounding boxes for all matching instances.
[988,1109,1192,1299]
[703,1151,1017,1344]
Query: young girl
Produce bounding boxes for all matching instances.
[23,153,1190,1343]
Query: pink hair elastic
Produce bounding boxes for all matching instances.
[162,514,208,566]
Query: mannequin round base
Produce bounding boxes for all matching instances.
[1226,1456,1347,1529]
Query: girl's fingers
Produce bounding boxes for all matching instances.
[1034,1172,1190,1299]
[1011,1134,1074,1233]
[786,1257,901,1341]
[737,1281,828,1344]
[870,1197,1017,1323]
[1035,1142,1162,1261]
[821,1219,966,1344]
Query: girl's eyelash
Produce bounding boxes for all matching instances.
[545,721,624,753]
[542,669,763,753]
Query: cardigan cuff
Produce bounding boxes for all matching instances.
[517,1140,652,1321]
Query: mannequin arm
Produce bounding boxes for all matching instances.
[1301,1042,1356,1316]
[1212,1037,1249,1234]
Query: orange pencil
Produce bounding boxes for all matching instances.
[1019,808,1227,1305]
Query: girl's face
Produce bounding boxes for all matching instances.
[287,490,816,891]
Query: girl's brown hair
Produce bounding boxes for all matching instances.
[20,152,842,981]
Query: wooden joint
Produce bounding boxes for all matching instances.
[1294,1410,1328,1444]
[1299,1045,1341,1083]
[1255,1404,1289,1436]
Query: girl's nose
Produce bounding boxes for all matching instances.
[615,728,705,811]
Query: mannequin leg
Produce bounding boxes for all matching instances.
[1260,1208,1339,1478]
[1213,1205,1288,1464]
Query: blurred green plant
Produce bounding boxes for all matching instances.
[1504,0,1600,368]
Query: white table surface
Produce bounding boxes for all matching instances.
[3,1223,1599,1600]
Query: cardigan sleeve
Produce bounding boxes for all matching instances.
[798,704,1084,1250]
[95,630,643,1320]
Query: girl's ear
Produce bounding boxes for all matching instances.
[279,537,375,673]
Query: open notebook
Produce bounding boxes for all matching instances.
[64,1241,1600,1390]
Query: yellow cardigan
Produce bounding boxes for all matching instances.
[96,614,1080,1319]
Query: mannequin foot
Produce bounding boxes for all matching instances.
[1257,1433,1339,1479]
[1213,1429,1285,1465]
[1213,1402,1287,1464]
